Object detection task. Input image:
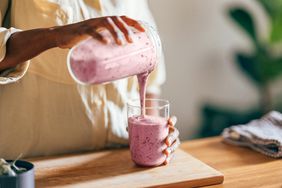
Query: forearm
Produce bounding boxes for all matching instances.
[0,16,144,72]
[0,27,57,71]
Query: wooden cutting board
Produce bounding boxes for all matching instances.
[31,149,224,188]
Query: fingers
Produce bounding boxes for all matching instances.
[168,116,177,127]
[120,15,145,32]
[112,17,133,43]
[169,126,175,133]
[165,128,179,146]
[104,17,123,45]
[163,152,175,165]
[89,31,108,44]
[164,138,180,156]
[163,116,179,165]
[87,16,144,45]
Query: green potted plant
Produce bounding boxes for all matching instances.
[199,0,282,138]
[230,0,282,112]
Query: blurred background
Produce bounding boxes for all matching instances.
[149,0,282,140]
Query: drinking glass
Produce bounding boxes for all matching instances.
[127,98,170,166]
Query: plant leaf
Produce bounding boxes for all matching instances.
[236,53,262,85]
[257,0,282,44]
[229,8,257,42]
[260,54,282,81]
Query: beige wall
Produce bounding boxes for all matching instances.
[149,0,271,139]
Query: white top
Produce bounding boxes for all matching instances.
[0,0,165,158]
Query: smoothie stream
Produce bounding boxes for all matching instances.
[137,72,150,116]
[129,70,169,167]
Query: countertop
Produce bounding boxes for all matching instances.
[30,136,282,187]
[181,137,282,188]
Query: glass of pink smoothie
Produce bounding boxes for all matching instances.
[127,99,169,167]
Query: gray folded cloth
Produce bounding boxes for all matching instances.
[222,111,282,158]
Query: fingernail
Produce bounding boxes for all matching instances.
[139,26,145,32]
[168,139,172,146]
[128,37,133,43]
[163,154,173,165]
[103,38,109,44]
[169,126,175,131]
[102,37,110,44]
[168,118,173,126]
[166,148,171,155]
[165,138,171,146]
[117,39,122,45]
[164,157,170,165]
[171,116,177,125]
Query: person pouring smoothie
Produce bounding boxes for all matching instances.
[0,0,180,164]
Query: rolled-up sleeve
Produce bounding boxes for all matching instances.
[0,27,30,85]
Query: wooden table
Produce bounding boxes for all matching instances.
[31,136,282,187]
[181,137,282,188]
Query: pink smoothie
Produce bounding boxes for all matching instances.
[128,115,169,166]
[137,72,150,116]
[67,30,158,85]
